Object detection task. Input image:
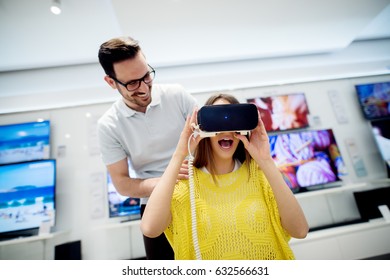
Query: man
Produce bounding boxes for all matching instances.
[97,36,198,259]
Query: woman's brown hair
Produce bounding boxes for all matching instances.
[193,93,252,184]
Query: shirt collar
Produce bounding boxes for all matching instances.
[116,86,161,118]
[200,159,242,174]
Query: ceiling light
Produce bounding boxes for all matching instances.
[50,0,62,15]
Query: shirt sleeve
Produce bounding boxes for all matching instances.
[176,84,199,117]
[97,116,127,165]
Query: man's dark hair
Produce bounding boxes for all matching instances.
[98,36,141,78]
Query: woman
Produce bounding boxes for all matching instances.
[141,93,309,260]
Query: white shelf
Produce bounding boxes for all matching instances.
[295,182,368,198]
[367,178,390,186]
[290,218,389,244]
[0,231,71,260]
[87,219,145,260]
[290,218,390,259]
[294,178,390,199]
[93,219,141,230]
[0,231,68,246]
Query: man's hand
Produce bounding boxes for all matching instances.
[177,158,189,180]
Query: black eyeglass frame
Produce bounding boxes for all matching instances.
[110,65,155,91]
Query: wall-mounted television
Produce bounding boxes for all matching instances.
[269,128,346,193]
[370,119,390,169]
[0,159,56,240]
[0,120,51,165]
[107,172,141,221]
[247,92,310,132]
[355,81,390,120]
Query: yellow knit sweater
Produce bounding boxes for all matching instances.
[165,159,295,260]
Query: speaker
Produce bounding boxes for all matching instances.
[55,240,82,260]
[197,103,258,135]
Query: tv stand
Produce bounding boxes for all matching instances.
[0,231,69,260]
[0,228,38,242]
[0,233,34,242]
[290,218,390,259]
[309,218,364,232]
[120,214,141,223]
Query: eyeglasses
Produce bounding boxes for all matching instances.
[110,65,155,91]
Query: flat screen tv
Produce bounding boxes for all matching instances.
[355,81,390,120]
[0,120,51,165]
[0,159,56,240]
[370,119,390,169]
[247,92,310,132]
[269,128,346,193]
[107,172,141,221]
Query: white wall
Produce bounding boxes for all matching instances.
[1,38,390,114]
[1,71,389,259]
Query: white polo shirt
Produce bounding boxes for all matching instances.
[97,84,198,204]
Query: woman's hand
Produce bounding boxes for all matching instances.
[235,112,272,163]
[175,108,202,159]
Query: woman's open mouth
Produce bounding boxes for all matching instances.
[218,138,234,149]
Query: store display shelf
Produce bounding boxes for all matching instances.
[0,231,68,246]
[295,182,369,198]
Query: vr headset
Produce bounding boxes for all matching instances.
[194,103,258,137]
